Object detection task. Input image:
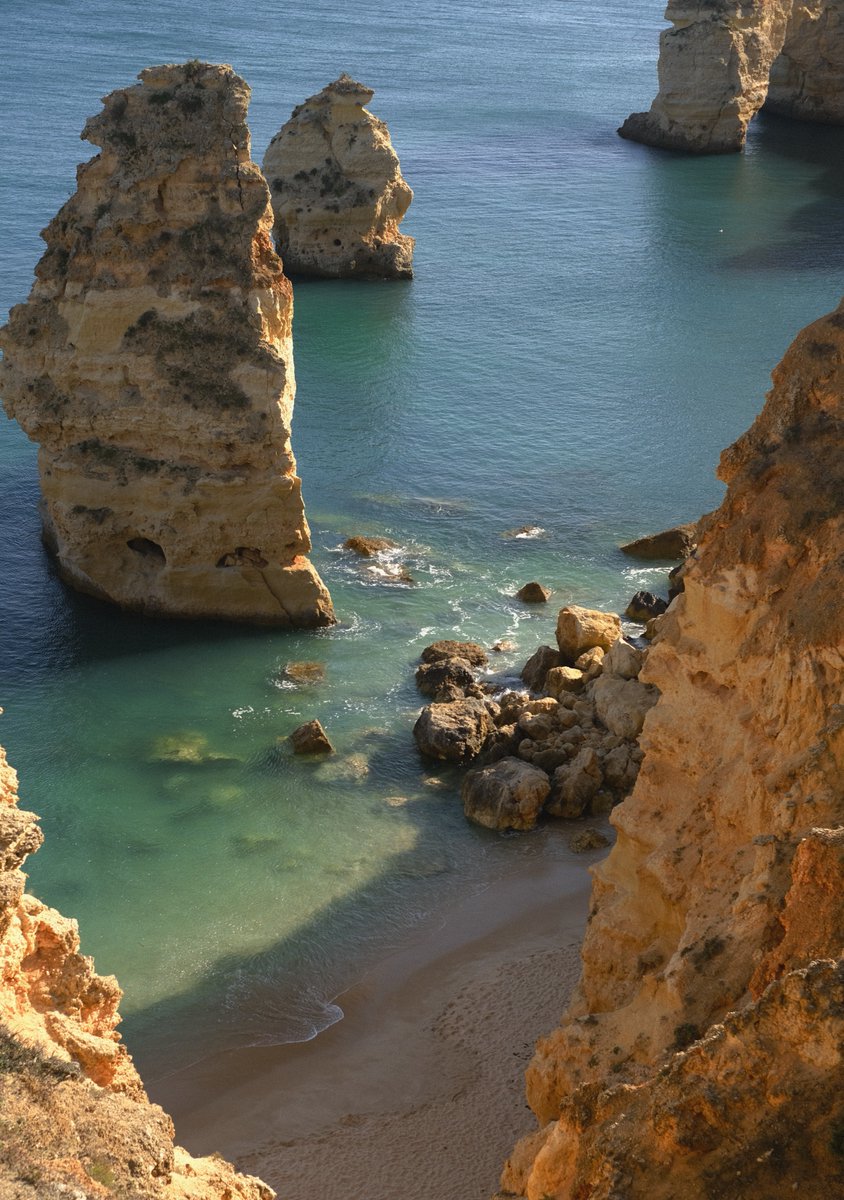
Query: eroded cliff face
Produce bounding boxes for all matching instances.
[0,740,273,1199]
[262,74,414,279]
[0,62,334,627]
[620,0,844,153]
[498,299,844,1197]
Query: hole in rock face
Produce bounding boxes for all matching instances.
[127,537,166,563]
[216,547,269,568]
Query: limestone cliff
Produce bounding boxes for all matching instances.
[0,62,334,627]
[0,738,273,1199]
[262,75,413,279]
[619,0,844,153]
[498,298,844,1196]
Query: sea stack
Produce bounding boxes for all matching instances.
[262,74,414,279]
[0,62,334,627]
[499,298,844,1196]
[619,0,844,153]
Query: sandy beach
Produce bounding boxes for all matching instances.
[153,826,602,1200]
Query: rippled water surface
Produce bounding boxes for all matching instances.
[2,0,843,1072]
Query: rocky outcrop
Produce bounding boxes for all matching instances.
[0,739,272,1199]
[262,74,414,279]
[0,62,333,627]
[498,296,844,1196]
[619,0,844,154]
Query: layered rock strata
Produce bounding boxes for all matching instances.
[0,739,272,1199]
[262,74,414,279]
[620,0,844,154]
[0,62,333,627]
[497,297,844,1196]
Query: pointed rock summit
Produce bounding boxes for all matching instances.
[262,74,414,279]
[0,62,333,626]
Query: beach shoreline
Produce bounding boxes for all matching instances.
[151,826,600,1200]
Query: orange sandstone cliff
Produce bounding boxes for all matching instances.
[498,300,844,1196]
[0,738,274,1198]
[0,62,333,627]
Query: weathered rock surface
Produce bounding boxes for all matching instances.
[0,62,333,628]
[516,581,551,603]
[624,589,668,622]
[521,645,561,692]
[415,656,476,701]
[462,758,551,831]
[262,74,413,279]
[620,522,697,559]
[413,698,494,761]
[420,640,488,667]
[0,741,272,1199]
[499,295,844,1197]
[619,0,844,154]
[290,718,333,754]
[343,534,399,556]
[556,605,621,665]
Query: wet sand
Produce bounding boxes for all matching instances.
[152,828,603,1200]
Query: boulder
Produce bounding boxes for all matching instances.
[420,640,488,667]
[574,646,605,680]
[521,645,561,691]
[413,699,494,761]
[544,666,585,698]
[556,606,622,664]
[281,660,326,685]
[569,828,611,853]
[517,581,551,603]
[602,639,645,680]
[462,757,551,831]
[546,747,603,818]
[415,657,476,700]
[625,590,668,622]
[344,535,399,556]
[620,523,697,560]
[290,719,334,754]
[592,675,659,740]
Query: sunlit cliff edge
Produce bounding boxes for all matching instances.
[0,740,274,1199]
[497,300,844,1196]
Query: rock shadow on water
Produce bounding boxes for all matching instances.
[723,113,844,273]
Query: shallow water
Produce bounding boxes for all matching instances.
[1,0,843,1075]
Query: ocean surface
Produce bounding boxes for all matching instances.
[2,0,843,1083]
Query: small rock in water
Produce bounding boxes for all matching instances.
[420,639,488,667]
[384,796,409,807]
[281,660,326,685]
[491,639,516,653]
[290,719,334,755]
[502,525,545,539]
[517,581,551,603]
[569,828,611,853]
[625,590,668,622]
[344,535,399,556]
[620,523,697,561]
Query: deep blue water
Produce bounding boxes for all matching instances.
[2,0,843,1075]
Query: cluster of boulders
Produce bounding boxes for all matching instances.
[412,607,659,832]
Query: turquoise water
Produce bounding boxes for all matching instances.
[2,0,843,1080]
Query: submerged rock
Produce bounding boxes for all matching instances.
[0,62,333,628]
[263,74,413,279]
[343,534,399,556]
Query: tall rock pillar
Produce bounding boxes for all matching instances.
[0,62,334,627]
